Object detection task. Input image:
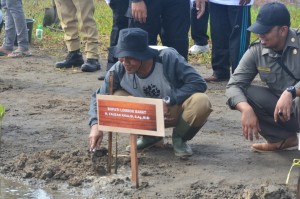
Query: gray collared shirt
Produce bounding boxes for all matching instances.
[226,28,300,109]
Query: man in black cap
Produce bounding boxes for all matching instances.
[226,2,300,152]
[88,28,212,157]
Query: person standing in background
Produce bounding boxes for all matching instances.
[98,0,129,81]
[189,0,210,54]
[205,0,253,82]
[129,0,206,61]
[54,0,101,72]
[0,0,32,58]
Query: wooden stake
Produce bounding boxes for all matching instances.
[130,134,139,188]
[107,71,114,174]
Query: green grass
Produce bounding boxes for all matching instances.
[19,1,300,65]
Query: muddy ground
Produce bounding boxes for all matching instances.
[0,47,299,199]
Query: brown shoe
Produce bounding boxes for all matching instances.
[204,75,229,82]
[251,135,298,152]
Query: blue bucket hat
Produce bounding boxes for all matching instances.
[111,28,159,61]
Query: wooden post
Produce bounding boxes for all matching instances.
[130,134,139,188]
[107,71,114,174]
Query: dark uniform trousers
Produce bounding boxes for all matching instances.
[191,1,209,46]
[129,0,190,60]
[246,85,299,143]
[209,2,251,79]
[106,0,129,71]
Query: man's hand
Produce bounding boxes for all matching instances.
[236,102,260,141]
[132,1,147,23]
[274,90,293,123]
[239,0,251,6]
[89,124,103,152]
[195,0,206,19]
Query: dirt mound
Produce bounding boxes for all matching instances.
[1,149,109,187]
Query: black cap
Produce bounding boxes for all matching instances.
[248,2,290,34]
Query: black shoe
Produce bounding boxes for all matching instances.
[81,59,101,72]
[98,72,106,81]
[55,50,84,68]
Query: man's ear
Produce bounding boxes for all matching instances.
[281,26,289,36]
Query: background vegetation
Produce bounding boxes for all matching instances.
[3,0,300,66]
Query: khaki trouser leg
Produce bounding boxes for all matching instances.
[169,93,212,127]
[55,0,80,51]
[73,0,99,59]
[55,0,99,58]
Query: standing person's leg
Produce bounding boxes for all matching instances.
[5,0,29,57]
[205,2,231,82]
[130,0,162,46]
[75,0,101,72]
[107,0,129,69]
[99,0,129,80]
[0,0,13,55]
[189,1,209,54]
[161,0,190,60]
[54,0,84,68]
[228,5,251,73]
[0,0,29,57]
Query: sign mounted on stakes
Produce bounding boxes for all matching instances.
[96,94,165,188]
[97,95,165,137]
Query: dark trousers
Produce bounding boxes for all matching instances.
[246,85,299,143]
[190,1,209,46]
[209,2,251,79]
[106,0,129,71]
[129,0,190,60]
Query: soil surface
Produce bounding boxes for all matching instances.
[0,48,300,199]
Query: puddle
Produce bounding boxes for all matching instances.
[0,166,131,198]
[0,176,85,199]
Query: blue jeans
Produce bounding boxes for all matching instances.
[1,0,29,50]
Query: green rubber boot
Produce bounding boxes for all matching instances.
[172,117,201,157]
[126,136,163,152]
[172,136,193,157]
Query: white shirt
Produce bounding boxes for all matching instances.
[209,0,254,6]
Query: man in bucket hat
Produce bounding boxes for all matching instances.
[226,2,300,152]
[88,28,212,157]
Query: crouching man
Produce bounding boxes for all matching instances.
[226,2,300,152]
[88,28,212,157]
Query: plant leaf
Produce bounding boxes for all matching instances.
[0,104,5,121]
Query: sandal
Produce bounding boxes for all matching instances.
[8,50,32,58]
[251,135,298,152]
[0,47,12,56]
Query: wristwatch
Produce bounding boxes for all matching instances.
[163,96,171,105]
[286,86,297,99]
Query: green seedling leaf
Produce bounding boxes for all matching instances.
[0,104,5,121]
